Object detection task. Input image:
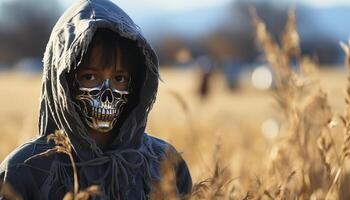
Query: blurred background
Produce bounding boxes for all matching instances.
[1,0,350,72]
[1,0,350,183]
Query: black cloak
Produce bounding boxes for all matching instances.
[0,0,192,199]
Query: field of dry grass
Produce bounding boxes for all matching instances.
[0,65,348,198]
[2,10,350,200]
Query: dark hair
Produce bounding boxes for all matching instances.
[84,28,141,76]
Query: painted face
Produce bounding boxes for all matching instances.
[74,38,132,133]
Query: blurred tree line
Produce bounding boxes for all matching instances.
[0,0,343,68]
[155,0,342,66]
[0,0,61,63]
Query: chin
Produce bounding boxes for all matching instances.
[88,119,115,133]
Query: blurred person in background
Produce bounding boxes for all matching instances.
[197,55,214,99]
[0,0,192,199]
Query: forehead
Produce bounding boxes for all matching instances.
[79,32,137,71]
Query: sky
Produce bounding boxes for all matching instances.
[1,0,349,39]
[59,0,233,23]
[1,0,350,12]
[60,0,233,12]
[1,0,350,17]
[58,0,350,11]
[57,0,235,39]
[299,0,350,7]
[54,0,350,40]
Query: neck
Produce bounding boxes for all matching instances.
[88,129,113,148]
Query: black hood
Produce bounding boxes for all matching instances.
[39,0,160,159]
[0,2,193,198]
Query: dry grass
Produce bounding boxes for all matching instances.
[23,130,100,200]
[1,9,350,199]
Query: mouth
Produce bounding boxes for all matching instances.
[90,107,117,121]
[94,120,113,132]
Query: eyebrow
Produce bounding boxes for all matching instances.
[80,66,129,74]
[115,69,129,74]
[80,66,99,71]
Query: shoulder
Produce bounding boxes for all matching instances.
[143,134,193,196]
[0,137,55,199]
[1,136,54,171]
[143,134,179,156]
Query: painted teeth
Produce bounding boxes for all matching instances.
[101,109,105,120]
[92,107,97,118]
[91,107,119,120]
[107,110,111,120]
[98,108,102,119]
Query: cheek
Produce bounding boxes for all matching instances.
[80,79,101,88]
[76,72,101,88]
[111,79,129,91]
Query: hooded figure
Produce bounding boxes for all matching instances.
[0,0,192,199]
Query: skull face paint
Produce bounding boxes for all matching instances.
[75,79,130,132]
[73,29,134,133]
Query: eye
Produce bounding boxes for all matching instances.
[115,75,127,83]
[83,74,96,81]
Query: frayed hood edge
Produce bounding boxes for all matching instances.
[39,0,160,159]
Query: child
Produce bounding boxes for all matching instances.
[0,0,192,199]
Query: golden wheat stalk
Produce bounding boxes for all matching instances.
[282,8,300,60]
[250,7,292,92]
[324,40,350,199]
[250,6,346,199]
[29,130,79,195]
[26,130,99,200]
[150,149,181,200]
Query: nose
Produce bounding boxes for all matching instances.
[101,80,113,103]
[101,89,113,103]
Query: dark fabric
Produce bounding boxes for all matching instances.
[0,0,192,199]
[0,135,192,200]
